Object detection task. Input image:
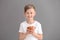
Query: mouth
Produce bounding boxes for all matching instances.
[28,16,32,18]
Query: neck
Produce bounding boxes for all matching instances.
[26,18,35,24]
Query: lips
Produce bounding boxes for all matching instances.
[28,16,32,18]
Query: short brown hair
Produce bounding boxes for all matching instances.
[24,4,36,12]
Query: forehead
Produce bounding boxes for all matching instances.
[26,8,35,12]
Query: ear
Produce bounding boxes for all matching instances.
[24,13,26,17]
[34,12,36,16]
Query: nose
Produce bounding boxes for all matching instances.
[28,12,31,16]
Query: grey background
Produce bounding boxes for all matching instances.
[0,0,60,40]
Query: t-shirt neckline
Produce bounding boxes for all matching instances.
[25,20,36,25]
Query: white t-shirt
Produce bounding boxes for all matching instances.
[19,20,43,40]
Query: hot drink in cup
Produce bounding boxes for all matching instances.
[27,26,35,31]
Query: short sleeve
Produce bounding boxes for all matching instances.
[37,23,43,34]
[19,23,24,33]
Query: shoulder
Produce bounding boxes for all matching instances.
[35,20,41,25]
[20,21,26,25]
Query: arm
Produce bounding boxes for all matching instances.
[31,24,43,40]
[19,32,27,40]
[19,29,31,40]
[32,33,43,40]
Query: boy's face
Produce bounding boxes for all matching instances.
[24,8,36,19]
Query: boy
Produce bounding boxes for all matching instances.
[19,4,43,40]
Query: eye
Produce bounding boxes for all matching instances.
[27,12,29,14]
[31,12,32,14]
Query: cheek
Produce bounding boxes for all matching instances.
[24,14,27,18]
[32,13,36,17]
[25,14,29,18]
[24,13,28,16]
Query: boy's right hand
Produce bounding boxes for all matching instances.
[26,28,32,34]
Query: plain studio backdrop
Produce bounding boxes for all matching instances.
[0,0,60,40]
